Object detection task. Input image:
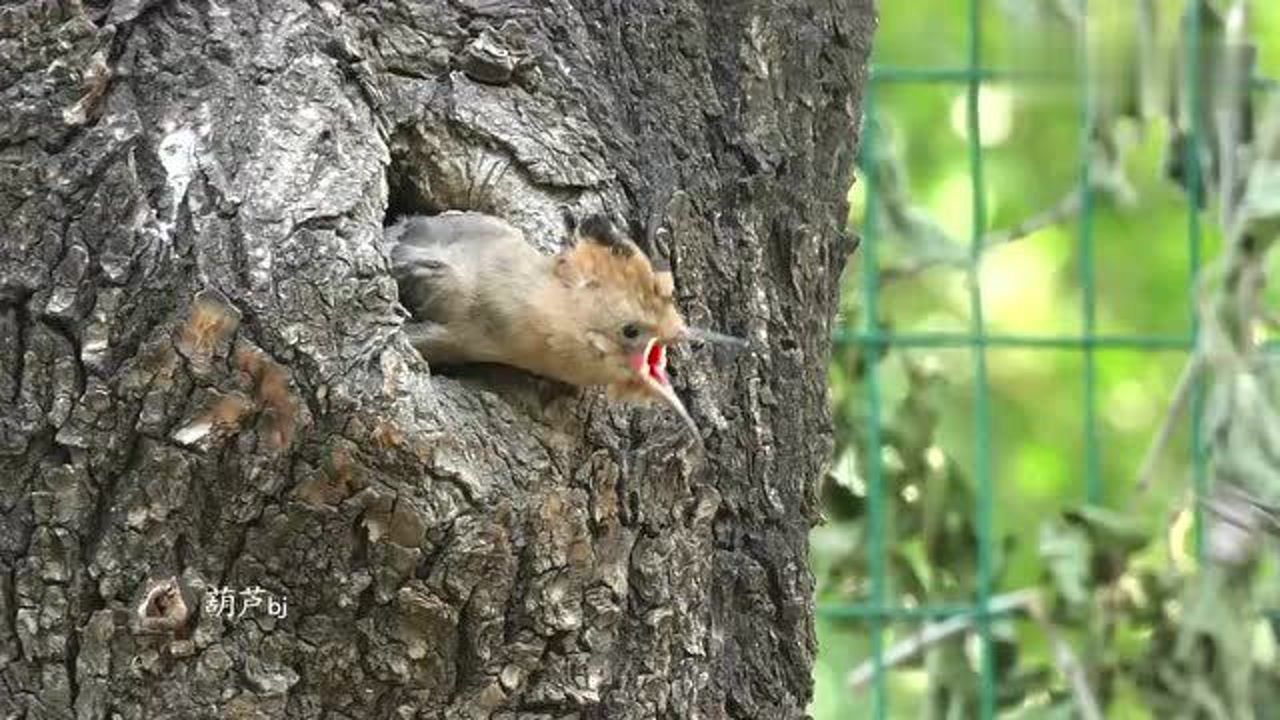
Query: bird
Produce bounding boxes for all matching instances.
[382,210,744,436]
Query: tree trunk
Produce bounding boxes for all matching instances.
[0,1,873,718]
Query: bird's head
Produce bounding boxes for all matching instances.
[552,213,739,436]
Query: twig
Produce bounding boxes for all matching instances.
[844,589,1104,718]
[1026,595,1104,720]
[984,188,1083,248]
[879,189,1084,283]
[1216,1,1251,236]
[1133,251,1218,499]
[1134,353,1204,495]
[1136,11,1263,495]
[845,588,1039,691]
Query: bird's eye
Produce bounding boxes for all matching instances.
[621,323,642,340]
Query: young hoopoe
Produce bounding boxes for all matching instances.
[383,210,743,435]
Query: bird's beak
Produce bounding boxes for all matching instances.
[680,326,749,351]
[630,338,699,436]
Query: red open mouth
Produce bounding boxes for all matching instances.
[632,338,697,437]
[644,339,669,386]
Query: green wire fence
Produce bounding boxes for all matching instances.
[817,2,1212,717]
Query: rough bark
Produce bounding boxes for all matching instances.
[0,1,873,718]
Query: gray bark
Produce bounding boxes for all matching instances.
[0,1,873,718]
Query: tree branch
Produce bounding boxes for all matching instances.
[844,588,1039,691]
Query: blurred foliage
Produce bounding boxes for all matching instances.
[813,1,1280,718]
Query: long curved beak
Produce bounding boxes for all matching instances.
[633,339,699,437]
[681,326,749,351]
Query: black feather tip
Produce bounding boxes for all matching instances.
[576,213,634,256]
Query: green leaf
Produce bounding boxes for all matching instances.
[1239,160,1280,243]
[1038,519,1091,607]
